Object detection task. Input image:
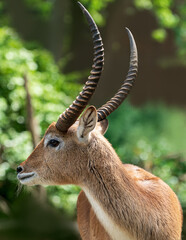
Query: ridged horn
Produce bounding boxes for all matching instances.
[55,2,104,132]
[97,28,138,121]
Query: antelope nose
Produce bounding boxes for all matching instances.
[17,166,23,174]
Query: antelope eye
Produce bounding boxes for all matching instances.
[48,139,60,148]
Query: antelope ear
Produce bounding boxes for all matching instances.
[96,119,109,135]
[77,106,97,140]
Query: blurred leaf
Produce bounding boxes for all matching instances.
[151,28,167,42]
[134,0,153,10]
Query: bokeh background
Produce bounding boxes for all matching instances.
[0,0,186,239]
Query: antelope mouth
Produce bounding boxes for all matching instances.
[17,172,36,184]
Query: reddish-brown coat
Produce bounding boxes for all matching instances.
[18,108,183,240]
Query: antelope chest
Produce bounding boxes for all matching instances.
[83,188,133,240]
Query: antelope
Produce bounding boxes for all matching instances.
[17,2,183,240]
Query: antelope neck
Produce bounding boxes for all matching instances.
[82,156,138,240]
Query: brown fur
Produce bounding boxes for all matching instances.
[19,107,183,240]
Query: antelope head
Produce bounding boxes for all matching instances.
[17,2,138,187]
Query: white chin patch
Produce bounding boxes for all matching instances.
[17,172,37,185]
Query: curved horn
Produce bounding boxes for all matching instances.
[56,2,104,132]
[97,28,138,121]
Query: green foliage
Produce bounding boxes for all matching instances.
[134,0,179,29]
[0,26,82,216]
[134,0,186,60]
[47,185,81,216]
[106,101,186,206]
[151,28,167,42]
[176,3,186,61]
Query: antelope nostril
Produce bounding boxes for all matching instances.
[17,166,23,174]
